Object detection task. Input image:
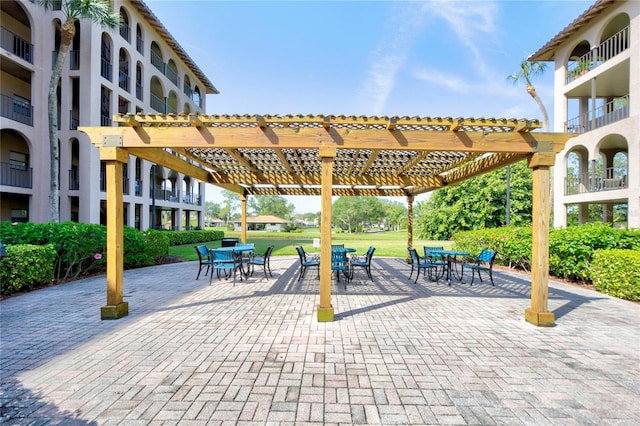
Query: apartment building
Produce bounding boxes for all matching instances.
[0,0,217,229]
[530,0,639,229]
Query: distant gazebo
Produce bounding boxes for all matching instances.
[233,215,290,232]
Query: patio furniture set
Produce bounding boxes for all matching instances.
[195,242,275,285]
[408,246,498,286]
[295,245,376,287]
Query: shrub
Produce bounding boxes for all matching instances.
[0,244,56,296]
[549,223,639,282]
[143,230,170,264]
[590,249,640,301]
[453,226,532,271]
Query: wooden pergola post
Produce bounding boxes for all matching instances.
[406,195,414,263]
[100,147,129,320]
[317,146,336,322]
[525,150,556,326]
[240,193,247,243]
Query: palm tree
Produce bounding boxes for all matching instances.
[507,59,549,131]
[32,0,120,222]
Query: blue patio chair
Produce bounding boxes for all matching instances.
[461,249,498,285]
[194,244,212,280]
[249,245,275,278]
[331,244,344,250]
[350,246,375,281]
[210,248,243,286]
[296,246,319,281]
[407,247,440,284]
[423,246,446,281]
[331,249,351,286]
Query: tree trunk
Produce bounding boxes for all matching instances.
[48,19,75,223]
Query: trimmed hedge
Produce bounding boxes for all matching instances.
[0,244,56,295]
[590,249,640,301]
[453,223,639,282]
[164,229,225,246]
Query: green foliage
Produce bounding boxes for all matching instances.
[143,230,170,264]
[417,161,532,240]
[248,195,295,219]
[453,226,532,271]
[0,244,56,296]
[332,196,386,232]
[549,223,639,282]
[590,249,640,301]
[164,229,225,246]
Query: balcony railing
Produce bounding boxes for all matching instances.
[100,173,130,193]
[101,114,112,127]
[150,93,166,114]
[1,94,33,126]
[166,67,179,86]
[69,109,79,130]
[0,161,32,188]
[135,179,142,196]
[183,193,202,205]
[69,50,80,70]
[150,187,179,202]
[566,25,630,84]
[136,83,143,101]
[183,83,193,98]
[565,95,629,133]
[1,27,33,63]
[150,51,165,73]
[101,58,112,81]
[120,23,130,42]
[119,71,130,91]
[69,168,79,190]
[136,36,144,55]
[565,166,628,195]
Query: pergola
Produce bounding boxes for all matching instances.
[80,114,572,326]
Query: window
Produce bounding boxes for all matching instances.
[9,151,27,171]
[11,209,28,223]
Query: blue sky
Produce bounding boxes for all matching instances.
[147,0,593,213]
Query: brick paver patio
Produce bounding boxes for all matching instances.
[1,256,639,425]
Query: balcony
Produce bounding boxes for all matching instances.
[101,58,112,81]
[566,25,629,84]
[136,36,144,55]
[166,67,179,86]
[69,50,80,70]
[1,94,33,126]
[1,27,32,63]
[183,193,202,206]
[69,109,79,130]
[565,166,627,195]
[136,83,143,101]
[119,71,130,92]
[150,93,167,114]
[69,168,79,190]
[0,161,32,188]
[150,51,165,74]
[120,23,130,42]
[565,95,629,133]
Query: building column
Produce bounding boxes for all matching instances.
[318,146,336,322]
[100,147,128,320]
[525,151,555,326]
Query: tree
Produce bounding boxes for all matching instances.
[507,59,549,131]
[32,0,120,223]
[415,161,533,240]
[204,201,222,220]
[380,199,407,231]
[248,195,295,219]
[221,190,240,224]
[332,197,385,233]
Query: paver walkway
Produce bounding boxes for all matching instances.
[1,256,639,425]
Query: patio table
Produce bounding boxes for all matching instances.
[430,250,470,285]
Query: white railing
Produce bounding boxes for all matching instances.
[566,25,630,83]
[565,95,629,133]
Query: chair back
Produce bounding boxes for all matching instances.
[296,246,306,263]
[195,244,209,260]
[365,246,376,262]
[264,245,275,260]
[331,250,348,271]
[478,249,497,264]
[408,247,420,264]
[424,246,444,260]
[331,244,344,250]
[236,243,254,251]
[211,248,235,264]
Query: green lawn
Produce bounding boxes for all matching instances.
[169,228,452,261]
